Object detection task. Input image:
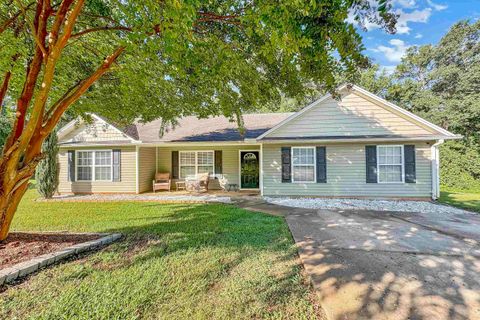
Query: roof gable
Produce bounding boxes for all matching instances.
[258,85,458,140]
[58,114,137,144]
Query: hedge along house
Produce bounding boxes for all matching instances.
[57,85,461,200]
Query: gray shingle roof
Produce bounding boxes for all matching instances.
[131,113,293,142]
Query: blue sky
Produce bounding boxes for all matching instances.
[353,0,480,73]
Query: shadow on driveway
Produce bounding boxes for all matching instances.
[269,203,480,320]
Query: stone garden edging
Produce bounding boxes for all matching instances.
[0,233,122,286]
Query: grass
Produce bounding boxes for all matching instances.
[1,190,323,319]
[439,188,480,213]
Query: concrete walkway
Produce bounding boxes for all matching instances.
[234,199,480,320]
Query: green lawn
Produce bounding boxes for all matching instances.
[439,189,480,213]
[1,190,322,319]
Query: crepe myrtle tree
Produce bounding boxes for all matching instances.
[0,0,396,240]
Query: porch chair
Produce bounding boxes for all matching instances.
[153,173,171,192]
[197,173,210,192]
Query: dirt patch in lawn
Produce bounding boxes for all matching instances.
[0,232,101,269]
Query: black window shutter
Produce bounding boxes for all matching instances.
[67,150,75,182]
[365,145,377,183]
[404,145,416,183]
[215,150,222,178]
[171,151,179,179]
[316,146,327,183]
[281,147,291,183]
[112,149,121,182]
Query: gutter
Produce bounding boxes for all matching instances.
[431,139,445,200]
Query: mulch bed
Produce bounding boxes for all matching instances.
[0,232,101,269]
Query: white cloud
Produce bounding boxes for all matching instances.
[393,0,417,8]
[347,2,438,34]
[373,39,409,63]
[426,0,448,11]
[396,8,432,34]
[414,33,423,39]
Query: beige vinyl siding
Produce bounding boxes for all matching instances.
[61,119,131,143]
[266,92,434,138]
[157,145,259,189]
[58,146,136,194]
[138,147,157,193]
[262,142,433,198]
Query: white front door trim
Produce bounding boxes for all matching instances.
[238,149,261,190]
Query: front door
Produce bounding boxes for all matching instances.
[240,151,259,189]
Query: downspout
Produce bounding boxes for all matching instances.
[431,139,444,200]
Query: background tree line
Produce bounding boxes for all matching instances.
[360,20,480,191]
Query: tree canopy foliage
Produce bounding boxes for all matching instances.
[1,0,397,127]
[0,0,397,240]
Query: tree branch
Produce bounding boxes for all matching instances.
[56,0,85,49]
[0,71,12,112]
[14,0,47,57]
[71,25,132,39]
[42,46,125,134]
[0,1,35,35]
[10,0,80,168]
[49,0,75,47]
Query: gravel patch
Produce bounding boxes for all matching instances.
[43,194,232,203]
[264,197,474,215]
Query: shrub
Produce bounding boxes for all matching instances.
[0,113,12,153]
[35,128,59,198]
[440,140,480,191]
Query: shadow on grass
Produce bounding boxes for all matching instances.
[85,204,319,317]
[439,191,480,213]
[99,203,290,252]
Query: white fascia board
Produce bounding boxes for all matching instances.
[58,142,142,148]
[260,135,460,144]
[57,118,83,140]
[139,141,261,147]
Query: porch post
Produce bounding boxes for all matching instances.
[260,143,264,196]
[135,145,139,194]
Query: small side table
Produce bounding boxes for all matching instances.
[226,183,239,192]
[176,181,186,191]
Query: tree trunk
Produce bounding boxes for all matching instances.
[0,180,29,241]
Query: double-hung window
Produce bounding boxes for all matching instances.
[291,147,316,183]
[179,151,214,179]
[377,145,404,183]
[76,150,112,181]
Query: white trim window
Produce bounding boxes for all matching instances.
[291,147,316,183]
[76,150,112,181]
[179,151,214,179]
[377,145,404,183]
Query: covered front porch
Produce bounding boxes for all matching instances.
[137,144,263,194]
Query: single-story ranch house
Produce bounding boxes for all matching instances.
[57,85,461,200]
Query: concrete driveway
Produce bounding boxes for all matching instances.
[283,206,480,320]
